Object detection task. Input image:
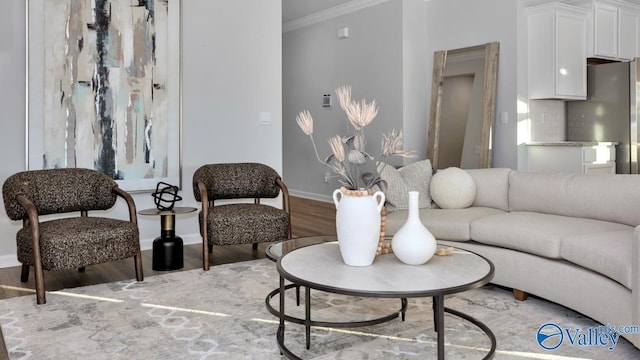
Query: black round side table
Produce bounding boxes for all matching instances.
[138,206,196,271]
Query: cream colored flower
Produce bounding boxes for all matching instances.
[335,85,352,111]
[336,85,378,130]
[328,135,345,162]
[296,86,413,190]
[296,110,314,135]
[382,129,414,158]
[344,98,378,130]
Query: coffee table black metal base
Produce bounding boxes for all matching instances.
[275,242,496,360]
[276,279,496,360]
[265,284,408,326]
[442,304,497,359]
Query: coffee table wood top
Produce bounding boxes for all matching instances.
[277,241,494,298]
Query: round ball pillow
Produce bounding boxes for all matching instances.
[430,167,476,209]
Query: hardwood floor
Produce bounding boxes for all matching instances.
[0,196,335,301]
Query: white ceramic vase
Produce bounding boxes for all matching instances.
[392,191,437,265]
[333,188,386,266]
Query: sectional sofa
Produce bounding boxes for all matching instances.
[383,167,640,348]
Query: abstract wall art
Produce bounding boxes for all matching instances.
[27,0,181,191]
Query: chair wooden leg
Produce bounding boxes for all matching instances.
[33,263,46,305]
[134,250,144,282]
[20,265,29,283]
[203,240,211,271]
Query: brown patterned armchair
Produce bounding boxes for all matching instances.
[2,168,143,304]
[193,163,291,270]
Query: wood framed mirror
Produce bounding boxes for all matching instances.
[427,42,499,170]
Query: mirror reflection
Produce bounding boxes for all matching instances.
[427,42,499,170]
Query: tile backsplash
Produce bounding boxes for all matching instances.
[528,100,566,141]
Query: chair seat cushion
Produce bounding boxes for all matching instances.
[202,204,289,245]
[17,217,139,270]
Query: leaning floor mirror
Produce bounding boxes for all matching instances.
[427,42,499,170]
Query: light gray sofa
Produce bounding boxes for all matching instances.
[384,168,640,348]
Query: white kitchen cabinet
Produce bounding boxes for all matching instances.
[618,7,638,60]
[526,142,616,174]
[527,4,589,100]
[588,0,639,60]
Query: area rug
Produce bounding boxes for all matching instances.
[0,258,638,359]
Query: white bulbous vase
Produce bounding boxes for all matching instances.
[392,191,437,265]
[333,188,386,266]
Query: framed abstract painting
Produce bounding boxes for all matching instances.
[27,0,181,192]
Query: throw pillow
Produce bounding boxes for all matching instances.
[430,167,476,209]
[377,160,433,211]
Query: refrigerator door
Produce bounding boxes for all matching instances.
[632,59,639,174]
[566,61,632,174]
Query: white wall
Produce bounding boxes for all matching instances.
[402,0,430,167]
[0,0,282,267]
[425,0,518,171]
[283,0,519,201]
[282,0,431,201]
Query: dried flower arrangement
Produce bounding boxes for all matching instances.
[296,85,414,191]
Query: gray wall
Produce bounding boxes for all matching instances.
[283,0,519,201]
[0,0,283,267]
[425,0,518,171]
[283,1,406,201]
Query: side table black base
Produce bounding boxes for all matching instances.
[153,236,184,271]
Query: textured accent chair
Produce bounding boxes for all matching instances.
[193,163,291,270]
[2,168,144,304]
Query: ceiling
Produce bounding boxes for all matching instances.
[282,0,353,23]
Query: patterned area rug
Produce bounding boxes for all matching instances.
[0,258,638,359]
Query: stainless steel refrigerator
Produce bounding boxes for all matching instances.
[566,60,640,174]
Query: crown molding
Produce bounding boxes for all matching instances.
[283,0,392,33]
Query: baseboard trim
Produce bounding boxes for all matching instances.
[0,254,19,268]
[289,190,333,203]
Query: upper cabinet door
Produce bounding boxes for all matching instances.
[527,4,588,100]
[619,8,638,60]
[593,3,618,58]
[555,10,588,98]
[588,0,639,61]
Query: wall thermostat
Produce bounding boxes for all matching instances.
[323,94,331,108]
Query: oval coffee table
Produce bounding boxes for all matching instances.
[276,241,496,360]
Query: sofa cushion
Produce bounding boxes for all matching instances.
[560,231,633,289]
[385,207,505,241]
[466,168,511,211]
[430,167,476,209]
[509,171,640,226]
[378,160,432,211]
[470,212,632,259]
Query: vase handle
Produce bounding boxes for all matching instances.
[332,188,342,210]
[373,191,386,212]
